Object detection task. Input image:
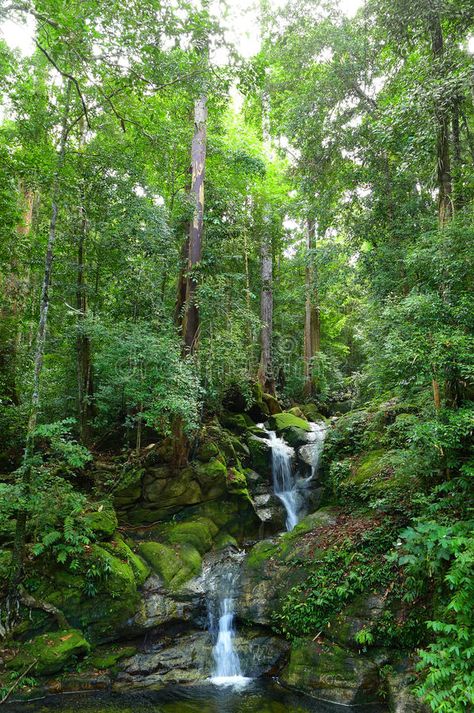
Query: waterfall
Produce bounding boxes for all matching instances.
[259,421,327,532]
[209,554,249,687]
[266,430,299,531]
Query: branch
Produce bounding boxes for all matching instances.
[35,40,92,130]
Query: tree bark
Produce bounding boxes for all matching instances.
[258,225,275,395]
[8,80,71,597]
[430,12,453,226]
[183,95,207,354]
[76,199,94,445]
[303,218,320,396]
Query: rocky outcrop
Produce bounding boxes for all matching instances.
[280,639,385,705]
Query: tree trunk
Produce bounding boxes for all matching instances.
[430,12,453,226]
[258,227,275,395]
[257,88,275,395]
[303,218,320,396]
[76,200,94,445]
[429,12,453,409]
[183,95,207,354]
[8,80,71,597]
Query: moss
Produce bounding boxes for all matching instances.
[349,450,386,485]
[138,542,181,586]
[288,406,306,419]
[7,629,90,676]
[166,517,218,554]
[283,426,311,447]
[246,540,279,569]
[113,468,143,508]
[85,508,118,540]
[101,537,150,586]
[247,435,271,476]
[87,643,136,670]
[300,403,326,422]
[269,412,311,433]
[196,440,220,462]
[193,457,227,488]
[215,532,238,549]
[262,393,282,414]
[226,466,250,497]
[221,411,256,433]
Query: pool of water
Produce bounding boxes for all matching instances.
[5,680,388,713]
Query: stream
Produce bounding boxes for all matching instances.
[3,683,389,713]
[4,421,388,712]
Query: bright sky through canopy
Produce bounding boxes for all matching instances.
[1,0,364,58]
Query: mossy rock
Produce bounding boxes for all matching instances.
[101,537,150,586]
[86,643,136,670]
[221,411,256,434]
[31,546,142,644]
[113,468,144,508]
[247,435,272,477]
[288,406,306,419]
[226,466,250,497]
[139,542,181,585]
[7,629,90,676]
[196,440,220,462]
[262,393,282,415]
[138,541,201,589]
[280,639,382,705]
[300,403,327,422]
[193,457,227,491]
[85,507,118,540]
[283,426,310,447]
[349,450,386,485]
[215,532,238,549]
[246,540,280,569]
[165,517,218,554]
[268,412,311,434]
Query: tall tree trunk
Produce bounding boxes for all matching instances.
[8,81,71,597]
[452,101,463,211]
[429,12,453,409]
[258,226,275,394]
[258,89,275,395]
[303,218,320,397]
[76,199,94,445]
[183,95,207,354]
[430,12,453,227]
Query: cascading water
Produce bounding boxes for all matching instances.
[266,431,299,531]
[258,421,327,531]
[209,554,250,688]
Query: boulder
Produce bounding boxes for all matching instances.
[247,435,272,478]
[262,393,282,415]
[85,507,118,540]
[269,412,312,434]
[280,639,384,705]
[7,629,90,676]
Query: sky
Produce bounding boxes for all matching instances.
[0,0,365,59]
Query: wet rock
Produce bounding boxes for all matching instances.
[280,639,385,705]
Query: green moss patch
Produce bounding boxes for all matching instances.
[85,507,118,540]
[269,412,311,433]
[7,629,90,676]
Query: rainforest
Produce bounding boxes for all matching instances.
[0,1,473,712]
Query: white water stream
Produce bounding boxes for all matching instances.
[259,420,327,531]
[209,556,250,688]
[209,419,326,685]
